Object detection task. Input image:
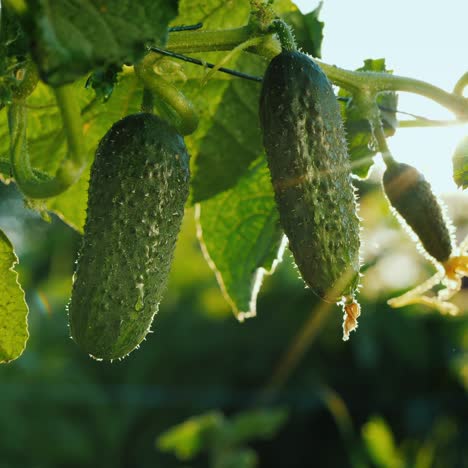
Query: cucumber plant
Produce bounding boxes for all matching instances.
[0,0,467,362]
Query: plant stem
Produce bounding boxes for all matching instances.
[167,26,253,53]
[200,36,263,86]
[54,85,86,171]
[141,88,154,113]
[316,60,468,120]
[135,53,199,135]
[149,47,262,82]
[398,118,467,128]
[168,27,468,120]
[167,26,281,59]
[271,19,296,51]
[454,72,468,96]
[353,91,396,167]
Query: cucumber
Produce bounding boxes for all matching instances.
[259,50,361,303]
[69,113,190,360]
[383,162,453,263]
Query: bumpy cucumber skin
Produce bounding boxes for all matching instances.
[383,162,452,263]
[69,113,189,360]
[259,50,361,301]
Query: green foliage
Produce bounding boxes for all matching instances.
[0,70,142,231]
[187,53,267,203]
[0,229,28,363]
[453,135,468,189]
[16,0,177,85]
[196,158,285,319]
[0,0,352,342]
[180,0,317,203]
[282,1,324,58]
[362,417,404,468]
[0,2,467,467]
[158,408,288,467]
[1,179,468,466]
[85,64,122,102]
[158,411,224,460]
[0,7,30,107]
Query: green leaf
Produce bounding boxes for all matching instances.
[196,158,286,320]
[21,0,178,85]
[0,7,30,107]
[283,1,324,57]
[157,411,224,461]
[85,64,121,102]
[362,416,404,468]
[171,0,256,203]
[339,58,398,179]
[453,135,468,189]
[187,54,267,203]
[0,229,29,363]
[228,408,288,446]
[174,0,250,28]
[157,408,287,465]
[0,69,142,232]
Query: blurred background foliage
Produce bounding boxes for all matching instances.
[0,170,468,468]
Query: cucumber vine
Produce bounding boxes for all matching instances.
[1,0,468,362]
[164,16,468,123]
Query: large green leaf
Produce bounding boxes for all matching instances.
[362,417,404,468]
[0,69,142,231]
[339,58,398,179]
[157,411,224,460]
[196,158,286,320]
[187,54,267,203]
[453,135,468,189]
[283,1,324,58]
[0,229,29,363]
[16,0,178,85]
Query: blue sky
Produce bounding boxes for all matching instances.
[295,0,468,193]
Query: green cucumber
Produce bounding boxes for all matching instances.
[383,162,453,263]
[259,50,361,303]
[69,113,190,360]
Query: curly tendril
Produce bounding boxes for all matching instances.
[8,85,87,199]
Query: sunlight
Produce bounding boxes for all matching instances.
[295,0,468,194]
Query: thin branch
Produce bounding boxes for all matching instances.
[454,72,468,96]
[397,118,467,128]
[148,47,263,82]
[317,60,468,120]
[168,23,203,33]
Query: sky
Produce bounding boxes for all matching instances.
[295,0,468,194]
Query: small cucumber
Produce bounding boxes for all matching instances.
[69,113,190,360]
[383,162,453,263]
[259,50,361,304]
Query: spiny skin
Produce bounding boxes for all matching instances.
[259,50,361,301]
[383,162,452,263]
[69,113,190,360]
